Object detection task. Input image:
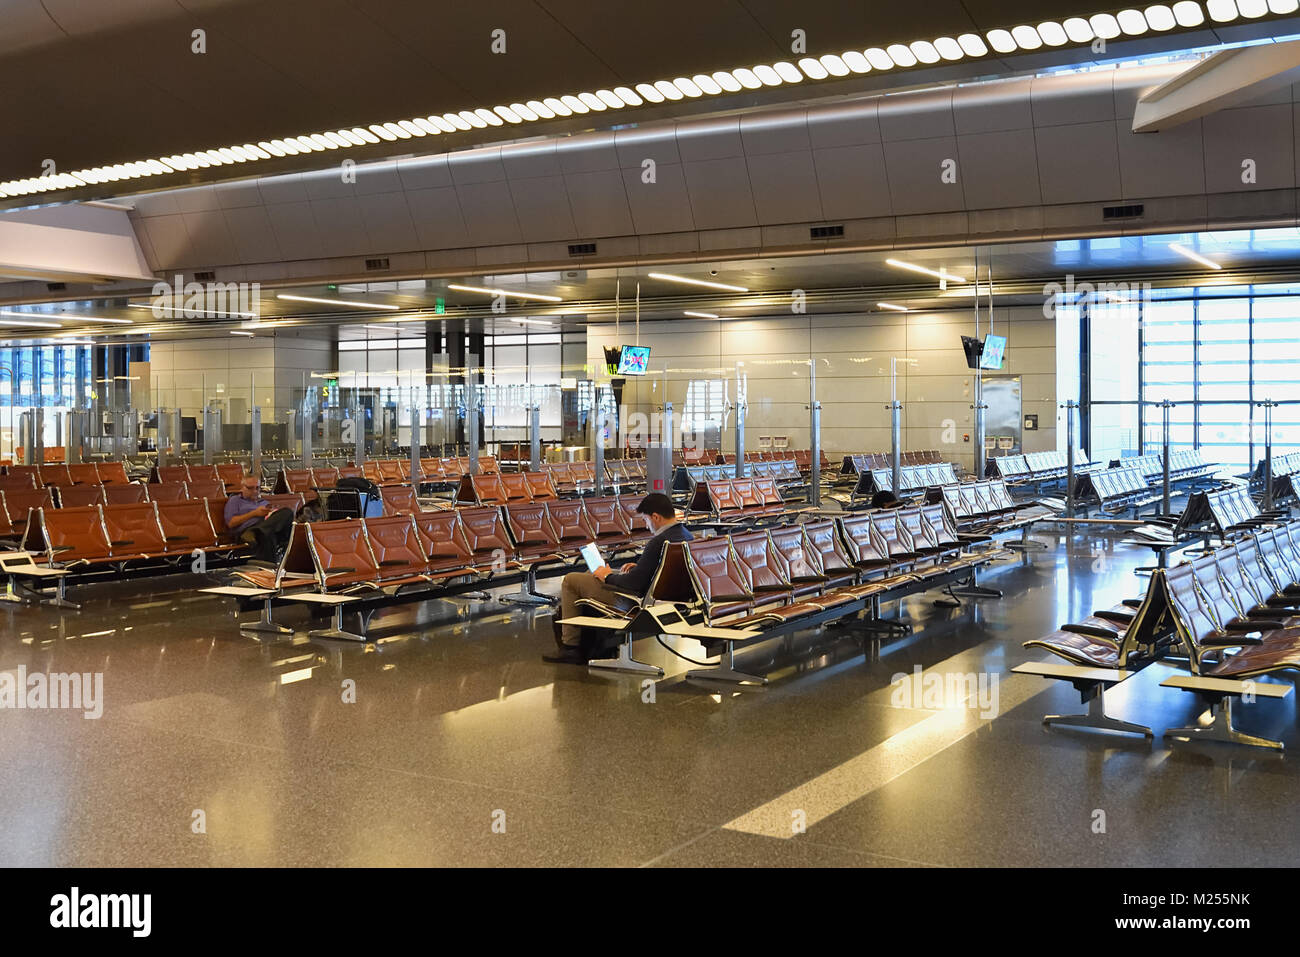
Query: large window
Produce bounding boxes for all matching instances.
[1086,285,1300,473]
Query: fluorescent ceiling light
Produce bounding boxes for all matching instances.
[230,330,255,336]
[1238,0,1269,16]
[1168,242,1222,269]
[684,310,721,319]
[63,316,134,324]
[447,283,562,302]
[511,318,554,326]
[276,294,400,310]
[129,302,258,318]
[1144,5,1178,30]
[876,302,909,312]
[647,272,749,292]
[884,258,967,282]
[0,317,63,328]
[1173,1,1207,24]
[986,29,1016,52]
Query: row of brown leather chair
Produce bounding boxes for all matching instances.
[3,462,133,488]
[638,505,999,631]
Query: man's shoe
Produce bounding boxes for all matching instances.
[542,644,588,665]
[551,619,566,650]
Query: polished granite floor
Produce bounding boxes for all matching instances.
[1,525,1297,868]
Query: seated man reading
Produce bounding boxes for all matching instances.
[545,492,693,664]
[224,476,294,563]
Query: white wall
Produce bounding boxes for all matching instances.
[587,305,1060,473]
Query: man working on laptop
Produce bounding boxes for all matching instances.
[545,492,692,664]
[224,476,295,563]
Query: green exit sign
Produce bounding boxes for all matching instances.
[435,297,445,314]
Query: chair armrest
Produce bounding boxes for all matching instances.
[752,584,792,593]
[326,566,357,574]
[1228,619,1282,631]
[791,574,829,584]
[710,593,751,603]
[378,559,407,567]
[110,539,134,547]
[1203,632,1263,647]
[1060,623,1121,640]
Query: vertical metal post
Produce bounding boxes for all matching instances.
[466,352,480,475]
[529,403,541,472]
[973,375,987,480]
[353,393,365,466]
[889,357,902,494]
[808,359,821,508]
[250,404,262,480]
[203,405,221,465]
[1161,399,1172,516]
[19,412,34,465]
[410,387,421,486]
[300,387,313,469]
[1063,399,1077,517]
[1262,398,1276,511]
[113,409,128,462]
[67,410,84,466]
[592,404,607,496]
[733,363,746,478]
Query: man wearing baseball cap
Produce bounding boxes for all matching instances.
[545,491,692,664]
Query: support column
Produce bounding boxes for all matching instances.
[529,403,541,472]
[808,360,821,508]
[1062,399,1078,517]
[466,352,480,475]
[1160,399,1173,516]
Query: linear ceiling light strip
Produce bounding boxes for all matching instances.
[0,3,1253,201]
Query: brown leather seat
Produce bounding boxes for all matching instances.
[39,465,73,487]
[547,499,597,542]
[156,500,223,551]
[103,483,149,505]
[804,519,858,587]
[498,473,532,503]
[504,502,564,561]
[6,488,54,538]
[305,519,386,588]
[730,530,796,605]
[0,472,37,491]
[102,502,173,559]
[839,514,892,574]
[216,463,246,492]
[523,471,558,500]
[312,467,340,490]
[681,537,753,621]
[363,515,434,582]
[377,461,405,485]
[471,474,510,506]
[66,464,102,486]
[478,455,501,475]
[156,465,191,485]
[615,496,653,541]
[363,462,384,485]
[413,510,477,574]
[96,462,131,485]
[338,465,365,481]
[57,485,104,508]
[40,505,114,565]
[186,479,227,500]
[380,486,421,516]
[870,511,919,566]
[458,506,516,567]
[148,482,189,503]
[767,525,832,599]
[583,496,631,542]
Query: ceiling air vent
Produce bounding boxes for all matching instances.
[1102,204,1144,220]
[568,242,597,256]
[45,282,66,292]
[365,257,390,271]
[810,224,844,239]
[193,270,216,282]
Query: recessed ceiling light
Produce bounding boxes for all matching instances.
[647,272,749,292]
[276,294,401,310]
[1169,242,1222,269]
[447,283,563,302]
[884,259,967,283]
